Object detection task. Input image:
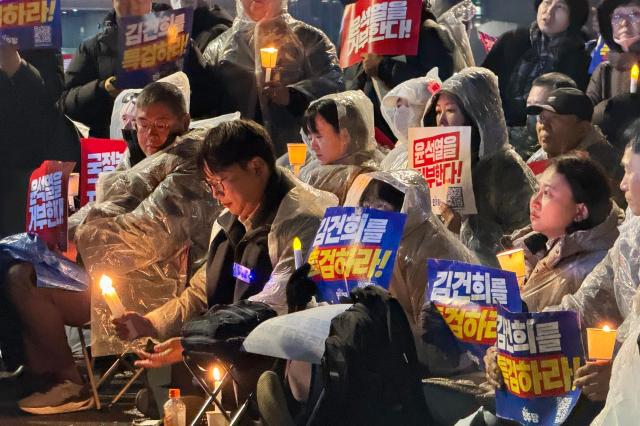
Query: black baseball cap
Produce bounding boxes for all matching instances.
[526,88,594,122]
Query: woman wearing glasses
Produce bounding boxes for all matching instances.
[587,0,640,117]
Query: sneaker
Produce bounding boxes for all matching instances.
[18,380,94,415]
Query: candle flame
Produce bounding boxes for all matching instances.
[603,325,612,332]
[260,47,279,68]
[293,237,302,251]
[213,366,221,382]
[633,64,639,80]
[99,275,115,295]
[167,24,179,45]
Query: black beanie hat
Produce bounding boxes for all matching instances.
[535,0,590,33]
[598,0,640,52]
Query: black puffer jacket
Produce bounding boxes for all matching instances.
[60,5,169,138]
[482,26,590,126]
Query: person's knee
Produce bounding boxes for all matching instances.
[5,262,36,301]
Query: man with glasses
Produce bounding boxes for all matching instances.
[4,81,217,414]
[114,119,337,370]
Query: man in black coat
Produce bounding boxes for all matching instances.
[343,0,463,140]
[59,0,157,138]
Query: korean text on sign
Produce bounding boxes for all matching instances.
[0,0,55,27]
[116,7,193,89]
[427,259,522,361]
[339,0,421,68]
[0,0,61,49]
[25,161,75,251]
[409,127,477,215]
[495,307,585,426]
[79,138,127,207]
[309,207,406,304]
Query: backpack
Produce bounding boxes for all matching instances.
[307,286,432,426]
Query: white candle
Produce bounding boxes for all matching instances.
[293,237,303,270]
[260,47,278,83]
[212,366,222,412]
[631,64,639,94]
[99,275,125,318]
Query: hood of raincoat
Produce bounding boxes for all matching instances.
[423,67,508,159]
[598,0,640,53]
[381,69,442,146]
[304,90,379,163]
[380,69,442,171]
[299,91,385,192]
[344,169,435,234]
[343,169,478,354]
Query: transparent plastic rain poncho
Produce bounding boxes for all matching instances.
[434,0,476,69]
[145,168,339,339]
[298,90,385,203]
[592,295,640,426]
[379,68,442,171]
[69,128,219,356]
[555,212,640,343]
[109,72,191,140]
[343,170,478,329]
[422,67,537,266]
[202,0,343,155]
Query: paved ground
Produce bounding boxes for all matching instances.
[0,368,150,425]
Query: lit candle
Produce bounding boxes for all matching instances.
[631,64,639,94]
[260,47,278,83]
[293,237,303,270]
[586,325,617,361]
[212,366,222,412]
[287,143,307,176]
[496,248,526,288]
[99,275,125,318]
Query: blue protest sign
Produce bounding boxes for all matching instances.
[495,307,585,426]
[116,7,193,89]
[589,36,610,75]
[0,0,61,50]
[426,259,522,363]
[308,207,406,304]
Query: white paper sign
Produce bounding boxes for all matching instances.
[408,126,477,215]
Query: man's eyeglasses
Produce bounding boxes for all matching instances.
[203,169,228,195]
[134,119,172,132]
[612,11,640,27]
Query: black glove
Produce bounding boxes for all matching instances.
[286,263,316,313]
[420,301,462,361]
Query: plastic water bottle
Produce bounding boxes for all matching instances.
[164,388,186,426]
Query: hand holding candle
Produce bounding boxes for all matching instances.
[100,275,126,318]
[260,47,278,83]
[100,274,138,339]
[586,325,617,361]
[631,64,639,94]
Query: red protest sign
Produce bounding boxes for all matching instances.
[408,127,477,215]
[25,161,75,252]
[80,138,127,207]
[478,31,498,53]
[339,0,422,68]
[528,159,549,176]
